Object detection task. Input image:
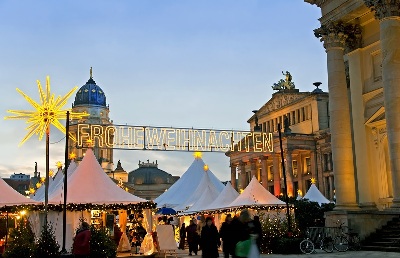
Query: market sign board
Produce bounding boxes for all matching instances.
[76,124,273,153]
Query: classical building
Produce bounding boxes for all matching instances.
[68,68,114,173]
[127,160,179,200]
[226,76,333,201]
[304,0,400,239]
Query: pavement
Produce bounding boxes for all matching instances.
[117,249,400,257]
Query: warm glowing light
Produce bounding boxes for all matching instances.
[194,152,202,159]
[56,161,62,168]
[16,215,21,220]
[20,210,26,216]
[297,189,303,196]
[4,76,89,146]
[40,177,45,183]
[69,152,76,160]
[49,170,54,177]
[36,182,41,188]
[203,164,209,171]
[125,187,129,192]
[86,139,93,147]
[29,188,35,194]
[311,178,317,184]
[239,189,244,194]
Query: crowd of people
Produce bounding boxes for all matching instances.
[178,210,262,258]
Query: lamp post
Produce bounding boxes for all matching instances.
[61,111,70,254]
[278,123,292,235]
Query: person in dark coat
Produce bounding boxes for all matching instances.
[186,219,199,256]
[179,223,186,250]
[219,214,235,258]
[253,216,262,252]
[73,221,91,258]
[200,217,220,258]
[231,210,251,258]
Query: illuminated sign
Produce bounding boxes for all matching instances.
[76,124,273,153]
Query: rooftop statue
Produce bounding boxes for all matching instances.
[272,71,295,90]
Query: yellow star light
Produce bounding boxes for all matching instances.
[311,177,317,184]
[56,161,63,169]
[193,152,202,159]
[203,164,209,171]
[69,152,77,160]
[4,76,89,146]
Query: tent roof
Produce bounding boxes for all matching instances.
[178,170,222,213]
[303,183,330,205]
[48,149,146,205]
[154,157,224,208]
[31,161,78,201]
[203,182,239,211]
[0,178,40,207]
[226,176,285,208]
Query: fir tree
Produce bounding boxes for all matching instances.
[3,218,36,258]
[35,222,60,258]
[89,225,117,258]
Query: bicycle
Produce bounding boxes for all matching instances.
[299,228,334,254]
[333,222,349,252]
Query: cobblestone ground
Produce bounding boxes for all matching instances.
[118,249,400,257]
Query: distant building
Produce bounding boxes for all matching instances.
[4,173,31,195]
[127,160,179,200]
[227,76,334,200]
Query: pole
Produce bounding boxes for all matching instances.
[61,111,70,253]
[5,211,8,252]
[44,126,50,226]
[278,123,292,235]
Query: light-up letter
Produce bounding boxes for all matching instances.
[263,132,273,152]
[91,125,104,147]
[253,132,262,152]
[134,127,145,149]
[219,131,230,152]
[166,129,176,150]
[105,126,115,148]
[194,130,206,151]
[78,124,90,147]
[146,128,161,150]
[208,130,218,151]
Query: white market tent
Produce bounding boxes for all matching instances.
[31,148,151,251]
[31,161,78,201]
[303,183,331,206]
[48,149,146,205]
[0,178,40,207]
[178,170,222,213]
[154,155,224,208]
[202,182,239,212]
[225,176,285,208]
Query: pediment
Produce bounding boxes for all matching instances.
[259,92,310,115]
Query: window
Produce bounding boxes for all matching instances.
[305,157,311,174]
[292,160,298,177]
[292,111,296,124]
[263,122,266,132]
[323,154,329,171]
[268,165,274,181]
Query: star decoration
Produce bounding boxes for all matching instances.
[193,152,202,159]
[203,164,209,171]
[4,76,89,146]
[69,152,77,160]
[311,177,317,184]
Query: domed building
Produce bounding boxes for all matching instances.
[127,160,179,200]
[68,68,114,173]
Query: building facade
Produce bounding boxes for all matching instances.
[68,68,114,173]
[227,77,334,201]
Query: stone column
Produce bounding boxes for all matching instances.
[314,22,359,209]
[365,0,400,208]
[286,150,294,197]
[329,176,334,201]
[261,156,268,189]
[239,161,247,191]
[273,154,281,196]
[230,163,237,190]
[250,159,257,181]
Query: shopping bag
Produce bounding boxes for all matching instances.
[248,239,260,258]
[235,239,251,257]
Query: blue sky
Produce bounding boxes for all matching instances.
[0,0,326,181]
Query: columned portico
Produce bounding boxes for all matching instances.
[230,163,237,190]
[315,22,359,210]
[261,156,268,189]
[239,161,247,191]
[273,154,281,196]
[286,150,294,197]
[365,0,400,208]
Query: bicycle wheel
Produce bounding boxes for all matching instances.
[300,239,315,254]
[321,237,334,253]
[350,235,361,251]
[334,236,349,252]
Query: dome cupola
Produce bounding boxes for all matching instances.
[73,67,107,107]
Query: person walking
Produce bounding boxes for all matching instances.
[200,217,220,258]
[179,223,186,250]
[253,216,262,252]
[219,214,235,258]
[73,221,91,258]
[231,210,252,258]
[186,219,199,256]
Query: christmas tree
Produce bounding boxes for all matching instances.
[35,222,60,258]
[3,218,36,258]
[89,225,117,258]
